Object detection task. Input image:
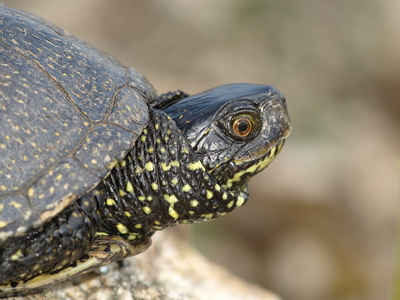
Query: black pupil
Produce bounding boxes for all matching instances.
[238,121,248,132]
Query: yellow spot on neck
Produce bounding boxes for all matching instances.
[116,223,128,234]
[161,162,171,171]
[169,206,179,219]
[145,162,154,172]
[126,181,134,193]
[106,198,116,206]
[236,196,245,207]
[182,184,191,192]
[201,213,214,219]
[206,190,213,199]
[171,160,180,167]
[164,194,178,204]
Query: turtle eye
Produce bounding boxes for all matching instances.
[232,115,253,138]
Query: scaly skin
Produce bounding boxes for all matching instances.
[0,110,248,284]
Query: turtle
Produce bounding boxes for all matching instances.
[0,3,291,294]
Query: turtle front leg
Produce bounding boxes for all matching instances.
[0,194,151,295]
[0,235,150,295]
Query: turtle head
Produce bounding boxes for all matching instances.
[163,83,291,191]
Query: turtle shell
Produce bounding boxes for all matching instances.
[0,4,157,245]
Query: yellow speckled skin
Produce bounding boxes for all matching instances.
[0,3,291,294]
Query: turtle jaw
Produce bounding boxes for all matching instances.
[220,138,287,190]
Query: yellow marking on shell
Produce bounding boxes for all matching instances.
[0,221,7,228]
[148,147,154,154]
[206,190,213,199]
[126,182,134,193]
[236,196,245,207]
[169,206,179,219]
[49,186,55,195]
[135,224,142,229]
[124,211,132,217]
[56,174,62,181]
[215,184,221,192]
[119,189,125,197]
[145,162,154,172]
[182,184,191,192]
[106,198,115,206]
[138,196,145,201]
[190,200,198,207]
[147,196,153,201]
[151,182,158,191]
[161,162,171,172]
[227,201,234,208]
[189,211,195,215]
[189,161,204,171]
[10,201,22,209]
[28,188,34,197]
[117,223,128,234]
[143,206,151,214]
[222,192,228,200]
[171,178,179,185]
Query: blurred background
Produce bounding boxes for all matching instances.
[3,1,399,299]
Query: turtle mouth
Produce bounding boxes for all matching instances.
[216,138,287,189]
[232,138,286,172]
